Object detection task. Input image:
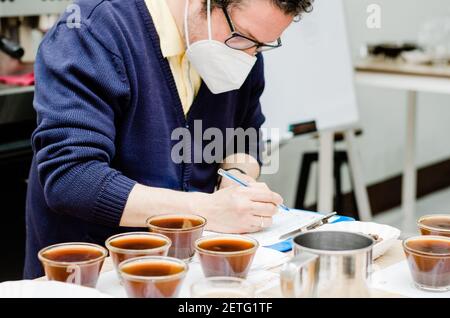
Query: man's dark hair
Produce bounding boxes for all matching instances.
[208,0,314,18]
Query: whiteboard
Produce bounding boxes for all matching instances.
[261,0,359,133]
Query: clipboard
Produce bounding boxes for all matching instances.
[278,212,337,241]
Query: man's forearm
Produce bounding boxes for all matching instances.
[120,184,206,227]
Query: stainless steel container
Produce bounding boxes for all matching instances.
[281,231,374,298]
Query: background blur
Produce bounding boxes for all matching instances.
[263,0,450,223]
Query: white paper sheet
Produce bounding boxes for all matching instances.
[204,209,326,246]
[370,261,450,298]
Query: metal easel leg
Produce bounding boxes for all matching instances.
[402,91,418,229]
[318,131,334,213]
[344,130,372,221]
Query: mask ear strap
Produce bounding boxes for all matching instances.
[207,0,212,40]
[184,0,191,48]
[185,0,213,47]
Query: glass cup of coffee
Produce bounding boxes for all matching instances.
[417,214,450,237]
[147,214,206,261]
[195,235,259,278]
[118,256,188,298]
[38,242,108,288]
[403,235,450,292]
[105,232,172,274]
[191,277,255,298]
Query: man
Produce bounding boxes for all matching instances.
[25,0,313,278]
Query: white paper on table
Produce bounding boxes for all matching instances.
[0,280,111,298]
[370,261,450,298]
[96,247,289,298]
[204,209,326,246]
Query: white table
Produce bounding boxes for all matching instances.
[355,60,450,228]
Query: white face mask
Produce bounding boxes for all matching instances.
[184,0,257,95]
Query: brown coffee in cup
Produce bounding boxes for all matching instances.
[403,236,450,292]
[418,215,450,237]
[106,232,171,272]
[119,256,188,298]
[147,214,206,260]
[38,242,107,288]
[195,235,258,278]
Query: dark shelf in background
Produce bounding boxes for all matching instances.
[0,91,36,281]
[0,148,32,282]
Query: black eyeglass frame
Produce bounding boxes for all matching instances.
[221,7,282,52]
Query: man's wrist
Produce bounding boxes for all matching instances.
[188,191,210,217]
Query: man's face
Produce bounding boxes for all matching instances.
[189,0,294,55]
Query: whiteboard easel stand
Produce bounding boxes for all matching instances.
[269,126,373,221]
[260,0,371,220]
[318,130,334,213]
[402,91,418,228]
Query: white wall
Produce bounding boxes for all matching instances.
[262,0,450,208]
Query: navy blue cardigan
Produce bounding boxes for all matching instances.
[24,0,266,279]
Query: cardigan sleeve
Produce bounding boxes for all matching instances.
[32,23,137,227]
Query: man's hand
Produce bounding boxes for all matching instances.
[194,182,283,234]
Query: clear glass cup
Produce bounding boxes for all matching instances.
[118,256,188,298]
[147,214,206,261]
[417,214,450,237]
[105,232,171,273]
[403,236,450,292]
[195,235,259,278]
[191,277,256,298]
[38,242,107,288]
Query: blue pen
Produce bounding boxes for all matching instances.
[217,168,290,211]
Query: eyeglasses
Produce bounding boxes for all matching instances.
[222,7,282,53]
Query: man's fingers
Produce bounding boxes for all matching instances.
[244,188,283,205]
[239,174,257,184]
[248,182,269,190]
[251,202,278,217]
[248,215,273,229]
